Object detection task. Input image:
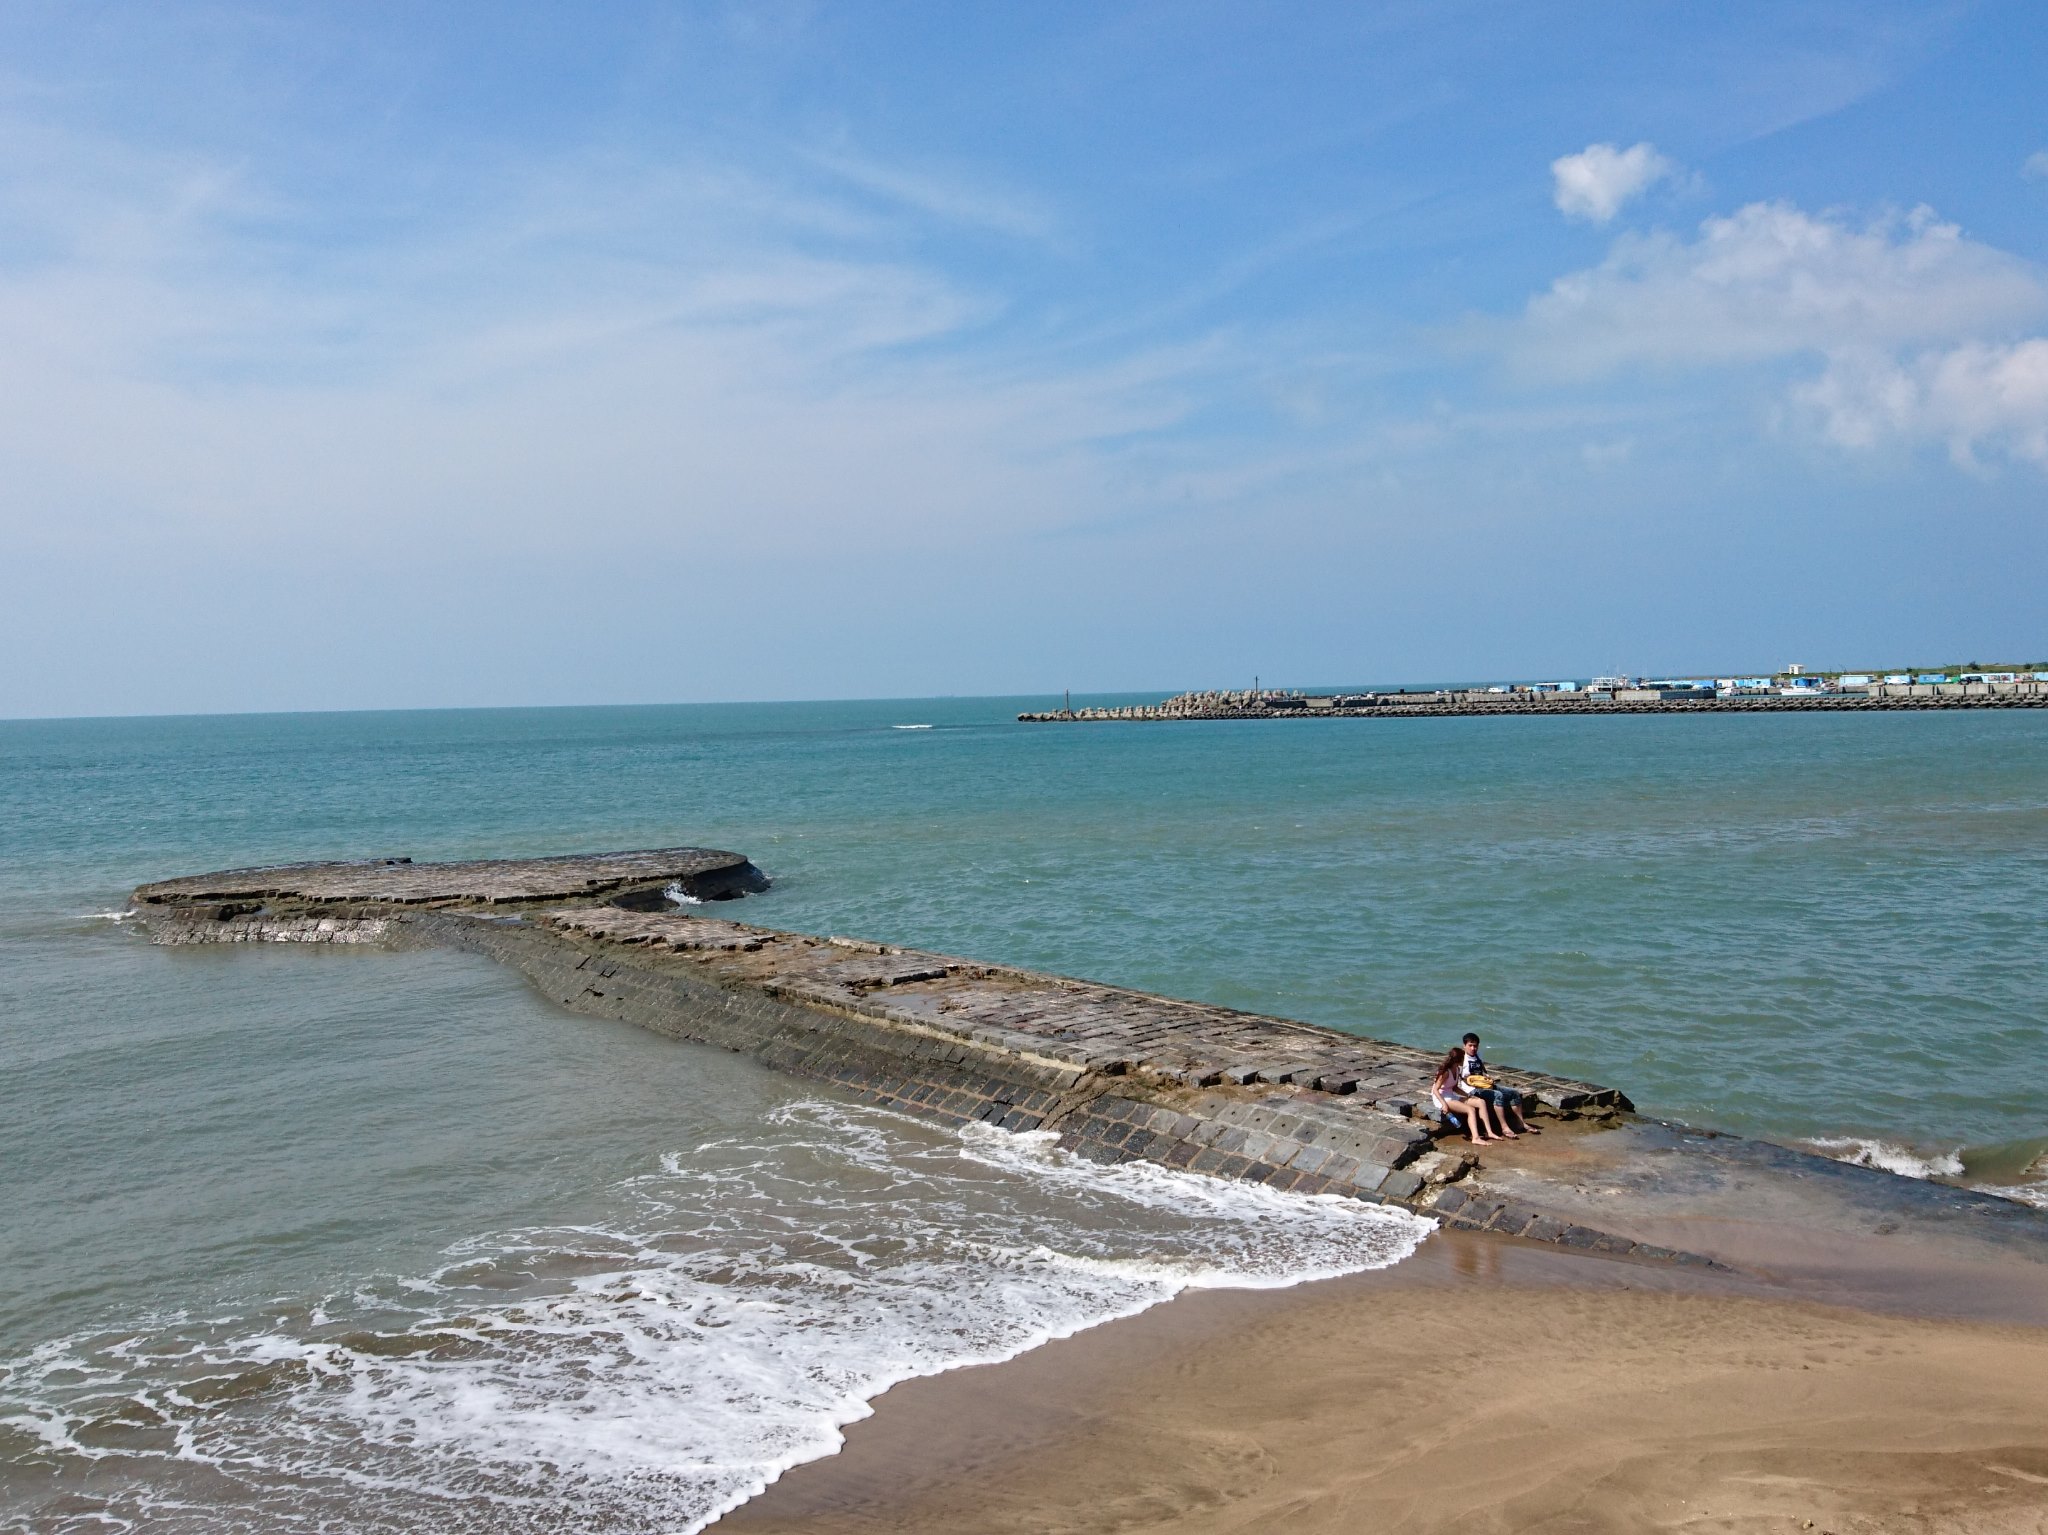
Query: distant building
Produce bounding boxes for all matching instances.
[1785,663,1806,675]
[1883,674,1910,684]
[1836,674,1874,687]
[1916,673,1950,684]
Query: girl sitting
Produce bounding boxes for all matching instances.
[1431,1045,1512,1144]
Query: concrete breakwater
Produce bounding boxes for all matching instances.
[1021,682,2048,722]
[132,849,2048,1286]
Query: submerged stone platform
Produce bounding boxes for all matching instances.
[130,848,2048,1295]
[133,847,767,909]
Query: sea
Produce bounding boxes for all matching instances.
[2,698,2044,1532]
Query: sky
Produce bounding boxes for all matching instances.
[2,0,2045,717]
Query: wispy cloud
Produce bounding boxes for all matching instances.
[803,147,1060,242]
[0,112,1255,579]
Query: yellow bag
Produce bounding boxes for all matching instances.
[1464,1074,1495,1091]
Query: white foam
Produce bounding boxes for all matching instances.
[1808,1136,1965,1181]
[891,723,933,730]
[0,1101,1429,1535]
[1977,1182,2048,1210]
[661,881,705,907]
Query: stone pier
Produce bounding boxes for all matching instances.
[131,848,2048,1287]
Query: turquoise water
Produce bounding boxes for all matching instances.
[10,699,2043,1146]
[1,699,2044,1530]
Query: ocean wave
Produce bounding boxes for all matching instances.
[1807,1136,1965,1181]
[1975,1182,2048,1209]
[0,1102,1428,1535]
[661,880,705,906]
[1808,1136,2048,1211]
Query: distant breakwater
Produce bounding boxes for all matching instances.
[1021,681,2048,722]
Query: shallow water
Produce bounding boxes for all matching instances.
[1,699,2043,1529]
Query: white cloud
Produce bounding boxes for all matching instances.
[1796,340,2048,468]
[2026,150,2048,181]
[1513,201,2047,374]
[1550,141,1673,223]
[1499,199,2048,471]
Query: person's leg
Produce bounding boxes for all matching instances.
[1446,1098,1483,1143]
[1501,1087,1531,1131]
[1464,1096,1498,1143]
[1487,1087,1525,1133]
[1488,1093,1518,1137]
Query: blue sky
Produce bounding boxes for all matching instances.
[3,1,2044,716]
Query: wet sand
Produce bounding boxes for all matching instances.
[723,1230,2048,1535]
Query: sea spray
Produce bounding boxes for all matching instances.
[0,1102,1429,1535]
[1808,1135,2048,1210]
[1807,1136,1966,1181]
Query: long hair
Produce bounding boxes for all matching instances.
[1433,1045,1466,1092]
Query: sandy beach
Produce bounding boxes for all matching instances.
[91,842,2048,1533]
[724,1230,2048,1535]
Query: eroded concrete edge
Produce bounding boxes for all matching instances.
[133,889,1717,1272]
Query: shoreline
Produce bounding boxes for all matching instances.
[122,849,2048,1531]
[721,1227,2048,1535]
[137,850,2048,1288]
